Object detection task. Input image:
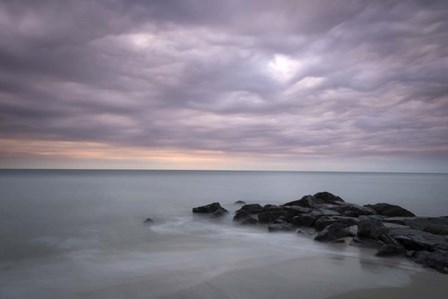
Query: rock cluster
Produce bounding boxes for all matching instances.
[192,192,448,274]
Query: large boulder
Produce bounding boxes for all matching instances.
[404,217,448,235]
[364,203,415,217]
[282,206,311,216]
[283,195,318,207]
[386,228,448,251]
[314,223,353,242]
[313,192,345,204]
[332,203,375,217]
[238,203,263,214]
[283,192,344,208]
[241,217,258,225]
[192,202,225,214]
[357,219,389,240]
[258,210,291,224]
[233,210,250,221]
[233,209,258,225]
[310,208,340,218]
[314,216,358,231]
[290,214,318,227]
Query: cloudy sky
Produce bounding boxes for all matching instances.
[0,0,447,172]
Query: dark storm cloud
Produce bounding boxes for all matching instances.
[0,0,448,162]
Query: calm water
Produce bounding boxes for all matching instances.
[0,170,447,299]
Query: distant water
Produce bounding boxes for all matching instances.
[0,170,447,299]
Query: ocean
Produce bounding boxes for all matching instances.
[1,170,447,298]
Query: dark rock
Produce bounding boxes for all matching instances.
[343,211,360,217]
[358,215,385,222]
[376,245,406,257]
[239,203,263,214]
[268,223,296,232]
[283,192,344,208]
[143,218,154,224]
[386,228,448,251]
[315,223,353,242]
[283,195,318,207]
[233,210,251,222]
[291,214,317,227]
[383,222,410,229]
[263,204,280,211]
[258,210,291,224]
[211,207,228,218]
[234,200,246,205]
[282,206,311,216]
[192,202,222,214]
[383,217,409,225]
[234,209,260,225]
[404,217,448,235]
[331,239,346,244]
[332,203,375,217]
[349,237,384,249]
[365,203,415,217]
[314,216,358,231]
[414,251,448,274]
[313,192,345,204]
[357,219,389,240]
[274,215,289,223]
[241,217,258,225]
[310,209,340,217]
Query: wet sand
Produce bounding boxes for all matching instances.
[329,270,448,299]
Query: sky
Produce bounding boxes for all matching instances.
[0,0,447,172]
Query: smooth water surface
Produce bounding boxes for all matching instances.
[0,170,447,298]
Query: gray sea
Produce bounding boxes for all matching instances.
[1,170,447,299]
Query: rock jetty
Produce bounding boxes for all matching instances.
[192,192,448,274]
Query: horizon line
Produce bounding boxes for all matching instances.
[0,168,447,175]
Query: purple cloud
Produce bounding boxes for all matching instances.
[0,0,447,170]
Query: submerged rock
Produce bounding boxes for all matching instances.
[143,218,154,224]
[192,202,223,214]
[365,203,415,217]
[234,200,246,205]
